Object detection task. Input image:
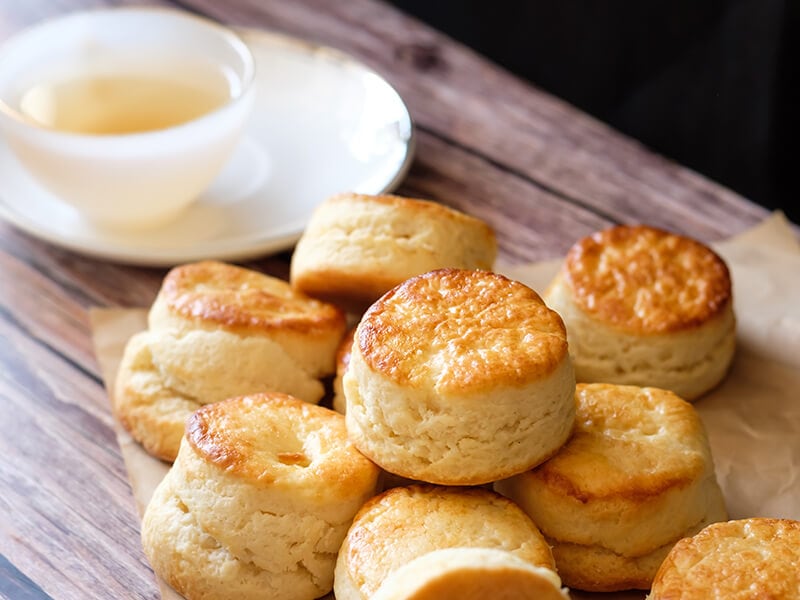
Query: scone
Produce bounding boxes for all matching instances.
[495,383,727,592]
[290,193,497,312]
[370,548,569,600]
[544,225,735,400]
[141,393,380,600]
[344,268,576,485]
[334,485,567,600]
[114,260,346,461]
[649,518,800,599]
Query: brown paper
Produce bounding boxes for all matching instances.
[90,212,800,600]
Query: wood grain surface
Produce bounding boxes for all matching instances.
[0,0,787,599]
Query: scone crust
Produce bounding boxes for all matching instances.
[159,260,345,335]
[321,193,496,247]
[336,485,556,600]
[650,518,800,599]
[564,225,731,333]
[186,393,378,494]
[326,193,495,232]
[370,548,567,600]
[496,383,722,557]
[358,268,568,394]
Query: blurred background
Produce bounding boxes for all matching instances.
[389,0,798,223]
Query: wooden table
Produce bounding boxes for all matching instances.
[0,1,780,599]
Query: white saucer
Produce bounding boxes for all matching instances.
[0,28,414,266]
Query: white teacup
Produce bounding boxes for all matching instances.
[0,7,256,231]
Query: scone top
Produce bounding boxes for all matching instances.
[563,225,732,333]
[495,383,722,560]
[536,383,711,501]
[650,518,800,599]
[185,393,379,494]
[338,485,557,600]
[156,260,345,335]
[356,268,568,394]
[370,548,568,600]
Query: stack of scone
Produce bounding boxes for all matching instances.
[114,260,345,461]
[130,193,764,599]
[495,383,727,591]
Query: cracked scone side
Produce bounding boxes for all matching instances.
[113,330,200,462]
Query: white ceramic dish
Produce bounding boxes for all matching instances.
[0,28,414,266]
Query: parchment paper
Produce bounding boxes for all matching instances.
[90,212,800,600]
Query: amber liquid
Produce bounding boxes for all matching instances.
[19,66,232,135]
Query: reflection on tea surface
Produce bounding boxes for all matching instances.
[19,64,232,135]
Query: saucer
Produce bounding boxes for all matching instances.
[0,28,414,266]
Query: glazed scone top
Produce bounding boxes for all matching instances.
[370,548,568,600]
[322,193,496,266]
[651,518,800,599]
[341,486,556,599]
[563,225,732,333]
[186,393,379,492]
[158,260,345,334]
[357,268,568,394]
[535,383,709,501]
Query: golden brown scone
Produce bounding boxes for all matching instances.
[370,548,569,600]
[495,383,727,592]
[550,490,726,592]
[114,260,346,462]
[544,225,735,400]
[331,326,356,414]
[334,485,566,600]
[148,260,346,403]
[344,268,576,485]
[649,518,800,600]
[290,193,497,312]
[141,393,380,600]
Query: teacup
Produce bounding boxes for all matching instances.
[0,7,256,231]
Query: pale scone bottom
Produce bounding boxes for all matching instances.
[545,275,736,401]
